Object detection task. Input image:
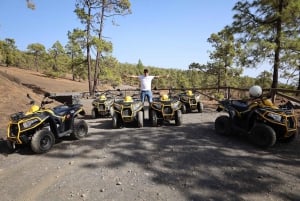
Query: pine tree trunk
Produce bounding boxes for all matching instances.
[271,2,283,102]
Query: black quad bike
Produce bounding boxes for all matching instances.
[178,89,203,114]
[215,97,298,148]
[111,91,144,129]
[91,91,114,118]
[150,91,183,126]
[6,93,88,154]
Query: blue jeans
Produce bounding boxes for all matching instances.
[141,90,152,102]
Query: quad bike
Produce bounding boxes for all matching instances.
[91,90,114,118]
[150,90,183,126]
[6,93,88,154]
[111,90,144,128]
[215,96,298,148]
[178,89,203,113]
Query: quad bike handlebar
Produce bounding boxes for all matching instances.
[41,100,54,105]
[26,93,54,110]
[278,100,295,110]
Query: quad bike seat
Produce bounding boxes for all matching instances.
[231,100,249,112]
[53,105,70,116]
[53,104,82,116]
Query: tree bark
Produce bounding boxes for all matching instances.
[271,0,283,102]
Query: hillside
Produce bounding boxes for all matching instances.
[0,66,91,138]
[1,66,298,139]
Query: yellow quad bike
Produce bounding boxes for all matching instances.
[215,97,298,148]
[6,93,88,154]
[178,89,203,113]
[111,91,144,129]
[150,93,183,126]
[91,91,114,118]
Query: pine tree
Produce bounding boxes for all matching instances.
[231,0,300,92]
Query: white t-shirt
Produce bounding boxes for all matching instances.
[138,75,155,91]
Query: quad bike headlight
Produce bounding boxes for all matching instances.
[21,118,40,129]
[132,104,141,111]
[267,113,282,122]
[171,101,181,110]
[152,102,162,110]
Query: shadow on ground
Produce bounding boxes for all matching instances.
[1,113,299,201]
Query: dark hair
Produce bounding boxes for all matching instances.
[144,69,149,73]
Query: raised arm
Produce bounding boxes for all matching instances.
[125,74,139,78]
[154,74,169,79]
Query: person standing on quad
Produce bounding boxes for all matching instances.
[126,69,169,103]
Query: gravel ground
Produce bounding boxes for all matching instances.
[0,99,299,201]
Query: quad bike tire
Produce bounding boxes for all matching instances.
[249,123,276,148]
[71,119,89,139]
[197,102,203,113]
[181,104,187,114]
[112,113,122,129]
[186,106,192,113]
[31,129,55,154]
[137,111,144,128]
[215,115,231,136]
[6,141,24,154]
[6,140,17,153]
[91,108,98,119]
[175,110,183,126]
[109,107,114,117]
[151,110,158,127]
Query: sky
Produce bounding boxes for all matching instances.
[0,0,270,77]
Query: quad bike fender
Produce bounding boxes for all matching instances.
[244,110,258,130]
[45,115,64,137]
[171,101,182,111]
[216,105,224,112]
[78,109,86,116]
[227,109,236,118]
[47,115,76,138]
[151,102,163,111]
[223,107,257,133]
[70,107,85,117]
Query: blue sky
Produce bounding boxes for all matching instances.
[0,0,270,76]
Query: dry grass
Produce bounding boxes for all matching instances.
[0,66,298,139]
[0,66,90,138]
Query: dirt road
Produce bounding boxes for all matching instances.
[0,105,299,201]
